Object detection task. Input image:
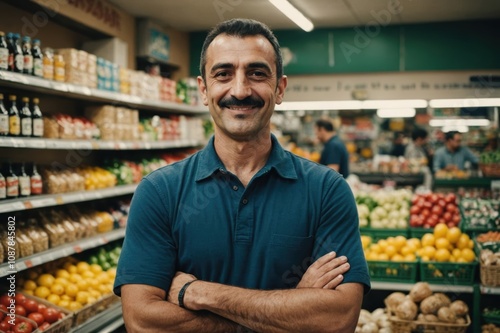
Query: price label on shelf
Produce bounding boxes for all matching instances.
[24,260,33,268]
[31,197,57,208]
[73,245,83,253]
[23,201,33,209]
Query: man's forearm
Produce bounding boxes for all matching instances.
[184,281,363,333]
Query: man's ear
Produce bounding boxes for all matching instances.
[197,76,209,106]
[275,75,288,105]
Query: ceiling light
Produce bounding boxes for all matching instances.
[442,125,469,133]
[376,108,416,118]
[362,99,428,109]
[429,98,500,108]
[276,100,362,111]
[429,118,491,127]
[268,0,314,32]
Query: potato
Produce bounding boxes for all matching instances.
[409,282,432,303]
[396,299,418,321]
[450,300,469,317]
[437,307,457,323]
[420,295,442,314]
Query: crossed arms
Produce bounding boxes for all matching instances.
[121,252,364,333]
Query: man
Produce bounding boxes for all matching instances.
[315,119,350,178]
[405,127,430,165]
[114,18,370,333]
[433,130,478,173]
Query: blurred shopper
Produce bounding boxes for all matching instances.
[405,127,433,188]
[315,118,350,178]
[390,132,406,157]
[433,131,479,173]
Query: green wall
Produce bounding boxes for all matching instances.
[189,20,500,76]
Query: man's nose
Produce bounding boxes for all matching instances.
[230,73,251,100]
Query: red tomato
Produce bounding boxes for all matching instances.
[14,305,26,317]
[0,320,11,331]
[0,295,13,308]
[429,194,438,204]
[446,203,456,214]
[427,215,439,227]
[443,211,452,222]
[437,199,447,208]
[445,193,457,204]
[431,205,443,216]
[23,300,38,315]
[14,294,26,307]
[27,313,44,326]
[13,321,33,333]
[410,206,420,215]
[421,208,431,218]
[38,322,50,332]
[37,304,47,314]
[41,308,59,324]
[423,201,433,209]
[452,214,461,225]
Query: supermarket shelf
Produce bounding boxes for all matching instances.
[0,136,204,150]
[371,282,474,293]
[433,177,497,189]
[0,70,208,114]
[480,286,500,295]
[69,301,123,333]
[0,228,126,277]
[0,184,137,214]
[353,172,424,187]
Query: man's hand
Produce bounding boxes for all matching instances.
[167,272,198,306]
[296,251,350,289]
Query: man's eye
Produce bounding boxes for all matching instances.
[251,71,267,77]
[215,72,229,78]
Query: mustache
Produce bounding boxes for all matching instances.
[219,96,264,108]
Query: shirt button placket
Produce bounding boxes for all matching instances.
[242,198,248,205]
[232,185,238,191]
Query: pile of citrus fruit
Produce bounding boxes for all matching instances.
[362,235,419,262]
[21,260,116,312]
[416,223,475,263]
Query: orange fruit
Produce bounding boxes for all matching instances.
[23,280,37,291]
[65,283,79,297]
[385,245,398,258]
[435,238,450,250]
[77,262,90,274]
[407,238,422,249]
[58,299,70,309]
[37,274,55,287]
[404,254,417,262]
[50,283,65,296]
[55,269,71,279]
[391,254,405,261]
[47,294,61,304]
[456,234,471,250]
[394,236,407,251]
[421,246,436,260]
[435,248,451,262]
[421,233,435,247]
[446,227,461,244]
[34,286,50,299]
[370,244,382,254]
[434,223,449,239]
[460,248,475,262]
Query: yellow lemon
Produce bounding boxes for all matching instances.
[55,269,71,279]
[47,294,61,304]
[433,223,449,239]
[61,295,73,301]
[96,272,110,284]
[385,245,398,258]
[68,301,83,311]
[76,262,91,274]
[460,248,475,262]
[65,283,79,298]
[435,238,450,250]
[50,283,65,296]
[404,254,417,262]
[456,234,471,250]
[76,291,90,305]
[76,279,89,292]
[435,248,451,262]
[407,238,422,249]
[421,233,435,247]
[23,280,37,291]
[394,236,407,251]
[391,254,405,262]
[34,286,51,299]
[37,274,55,288]
[81,271,95,279]
[87,296,97,305]
[90,264,103,275]
[69,273,82,284]
[89,289,102,300]
[378,239,389,251]
[106,267,117,279]
[54,277,69,287]
[370,244,382,254]
[421,246,436,260]
[446,227,462,244]
[378,253,390,261]
[58,299,71,309]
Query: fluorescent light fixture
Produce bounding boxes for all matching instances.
[376,108,416,118]
[429,98,500,108]
[442,125,469,133]
[268,0,314,32]
[276,100,362,111]
[362,99,428,109]
[429,118,491,127]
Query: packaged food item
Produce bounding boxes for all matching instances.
[38,211,66,247]
[42,47,54,80]
[43,116,59,139]
[26,217,49,253]
[16,226,34,258]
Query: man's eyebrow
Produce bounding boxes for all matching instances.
[210,63,234,74]
[247,62,272,72]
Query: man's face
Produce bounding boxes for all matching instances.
[314,126,326,143]
[449,133,462,150]
[198,34,287,141]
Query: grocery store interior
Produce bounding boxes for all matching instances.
[0,0,499,332]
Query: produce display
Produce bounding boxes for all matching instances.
[409,192,460,229]
[385,282,471,330]
[356,308,391,333]
[363,235,418,262]
[461,199,500,230]
[0,292,68,332]
[86,243,122,272]
[482,323,500,333]
[356,189,412,229]
[479,151,500,177]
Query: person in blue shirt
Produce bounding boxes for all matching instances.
[115,18,370,333]
[433,131,479,173]
[315,118,350,178]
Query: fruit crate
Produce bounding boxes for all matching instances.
[360,227,409,242]
[409,227,433,239]
[19,292,74,333]
[367,260,418,283]
[419,261,477,285]
[72,293,120,327]
[459,199,499,235]
[389,315,470,333]
[482,308,500,325]
[480,263,500,287]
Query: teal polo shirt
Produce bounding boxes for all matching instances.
[114,135,370,295]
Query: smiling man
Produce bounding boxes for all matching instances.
[114,18,370,333]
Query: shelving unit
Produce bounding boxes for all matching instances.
[69,301,123,333]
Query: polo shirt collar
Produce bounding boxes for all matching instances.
[195,134,297,181]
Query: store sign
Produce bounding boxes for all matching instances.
[284,71,500,101]
[67,0,121,30]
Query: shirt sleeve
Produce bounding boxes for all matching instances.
[313,174,371,293]
[113,177,177,296]
[433,149,444,172]
[464,147,479,165]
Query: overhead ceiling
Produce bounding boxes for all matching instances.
[108,0,500,32]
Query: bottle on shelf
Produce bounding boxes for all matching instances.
[22,36,33,75]
[54,53,65,82]
[8,95,20,136]
[30,163,42,195]
[0,31,8,71]
[6,162,19,199]
[6,32,15,71]
[20,97,32,137]
[32,39,43,77]
[18,163,30,197]
[11,33,24,73]
[0,167,5,200]
[42,47,54,80]
[0,93,8,136]
[32,97,43,137]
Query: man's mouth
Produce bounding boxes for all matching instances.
[219,97,264,110]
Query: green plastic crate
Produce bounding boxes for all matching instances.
[409,227,433,239]
[360,227,409,242]
[367,260,418,283]
[419,261,477,285]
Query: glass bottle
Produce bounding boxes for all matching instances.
[8,95,20,136]
[6,32,15,71]
[20,97,32,137]
[0,31,8,71]
[19,163,30,197]
[30,163,42,195]
[22,36,33,75]
[6,162,19,199]
[0,93,8,136]
[12,33,23,73]
[54,53,65,82]
[32,97,43,137]
[32,39,43,77]
[42,48,54,80]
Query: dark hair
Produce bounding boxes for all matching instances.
[199,18,283,81]
[315,119,334,132]
[411,128,428,141]
[445,131,460,141]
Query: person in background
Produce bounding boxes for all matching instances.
[433,130,479,173]
[115,18,370,333]
[405,127,430,166]
[390,132,407,157]
[315,118,350,178]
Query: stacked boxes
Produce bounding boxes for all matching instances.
[97,58,120,92]
[85,105,139,141]
[160,78,177,102]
